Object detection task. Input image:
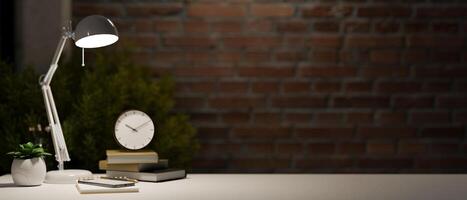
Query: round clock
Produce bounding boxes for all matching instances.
[114,110,155,150]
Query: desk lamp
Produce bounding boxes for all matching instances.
[40,15,118,183]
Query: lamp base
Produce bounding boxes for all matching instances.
[44,169,92,184]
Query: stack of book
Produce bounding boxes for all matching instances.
[99,150,186,182]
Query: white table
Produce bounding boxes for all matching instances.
[1,174,466,200]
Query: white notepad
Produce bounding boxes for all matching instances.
[75,183,139,194]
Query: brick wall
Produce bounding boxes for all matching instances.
[73,0,467,173]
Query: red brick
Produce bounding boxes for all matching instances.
[252,82,279,93]
[184,20,209,33]
[302,5,352,18]
[398,141,427,155]
[375,22,400,33]
[190,112,218,123]
[174,67,234,77]
[358,158,412,169]
[416,158,467,169]
[310,50,338,63]
[415,67,467,78]
[154,19,181,32]
[333,96,390,108]
[186,51,211,62]
[313,21,340,32]
[346,36,403,48]
[421,127,464,138]
[367,142,395,155]
[313,81,341,92]
[344,81,373,92]
[74,3,124,17]
[430,143,459,154]
[232,127,291,139]
[176,81,216,93]
[404,22,429,33]
[307,35,342,47]
[238,66,295,78]
[454,112,467,123]
[307,143,336,155]
[188,4,246,17]
[209,97,265,109]
[362,67,410,78]
[357,127,416,138]
[407,36,464,48]
[192,159,227,169]
[438,96,467,108]
[370,50,400,64]
[404,49,428,64]
[416,7,467,18]
[245,20,273,32]
[296,158,353,169]
[175,96,205,109]
[251,4,294,17]
[347,112,373,124]
[344,21,370,33]
[283,81,310,93]
[357,6,411,17]
[230,158,290,170]
[245,143,275,155]
[376,82,421,93]
[254,112,281,124]
[164,36,215,47]
[121,34,158,48]
[377,112,407,125]
[338,142,366,155]
[313,112,345,124]
[277,21,308,33]
[218,81,249,93]
[277,143,303,155]
[126,3,183,16]
[410,112,450,124]
[272,96,327,108]
[244,51,270,62]
[275,51,306,62]
[222,112,250,124]
[285,113,312,124]
[223,36,281,48]
[297,127,354,139]
[432,22,459,33]
[217,51,242,62]
[211,21,243,33]
[197,127,229,139]
[298,66,357,77]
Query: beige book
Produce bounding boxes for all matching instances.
[99,159,169,172]
[106,150,158,164]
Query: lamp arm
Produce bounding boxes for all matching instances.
[40,32,73,170]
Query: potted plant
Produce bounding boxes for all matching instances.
[7,142,51,186]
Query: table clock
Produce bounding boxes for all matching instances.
[114,110,155,150]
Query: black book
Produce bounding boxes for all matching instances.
[106,169,186,182]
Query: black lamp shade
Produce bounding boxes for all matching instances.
[74,15,119,48]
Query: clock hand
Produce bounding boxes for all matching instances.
[135,120,152,130]
[125,124,138,132]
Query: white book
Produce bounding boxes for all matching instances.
[75,183,139,194]
[107,169,186,182]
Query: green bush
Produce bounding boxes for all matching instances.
[0,50,198,173]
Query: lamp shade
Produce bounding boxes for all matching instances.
[74,15,118,48]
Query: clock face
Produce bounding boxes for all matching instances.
[114,110,155,150]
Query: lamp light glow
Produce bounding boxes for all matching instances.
[75,34,118,48]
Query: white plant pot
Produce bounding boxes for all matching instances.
[11,157,46,186]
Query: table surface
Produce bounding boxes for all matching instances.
[1,174,466,200]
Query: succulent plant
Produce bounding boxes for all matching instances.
[7,142,52,159]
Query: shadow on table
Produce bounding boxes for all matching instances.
[0,183,18,188]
